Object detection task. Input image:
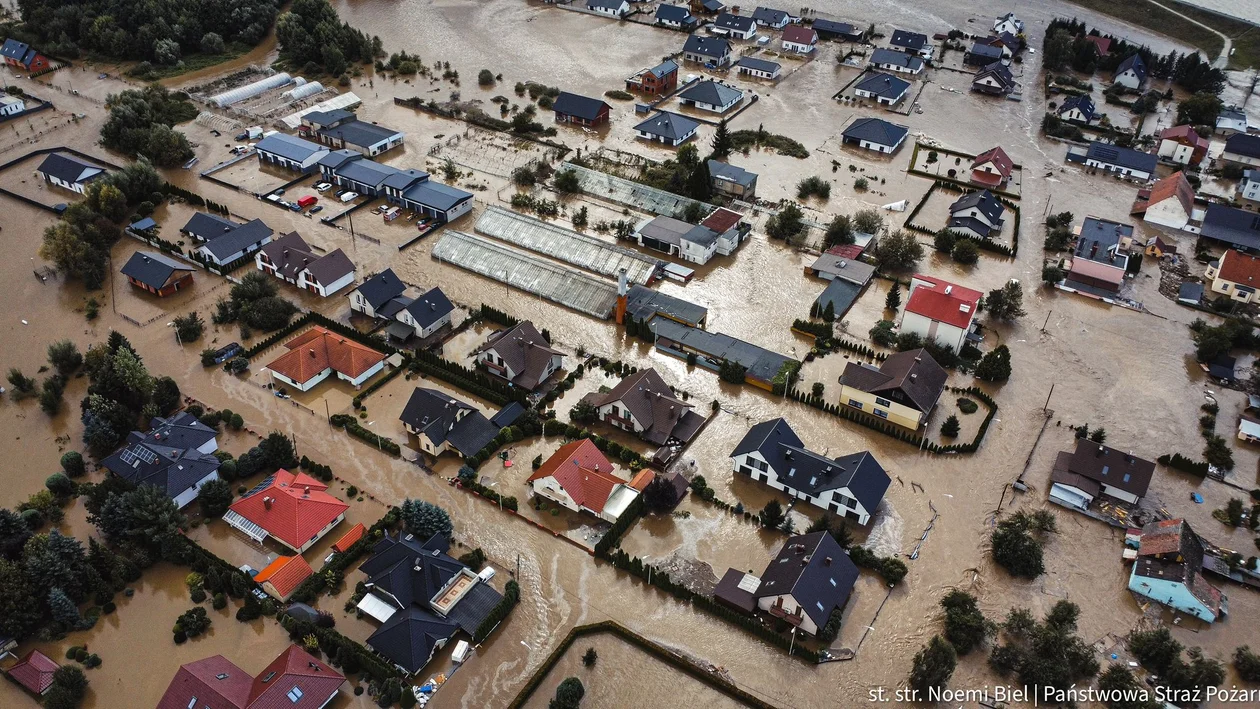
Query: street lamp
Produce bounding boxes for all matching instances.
[167,321,181,347]
[490,481,503,512]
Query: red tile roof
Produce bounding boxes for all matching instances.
[629,469,655,492]
[1216,249,1260,286]
[1137,519,1188,556]
[331,522,365,553]
[247,645,345,709]
[265,326,386,386]
[971,146,1013,181]
[1159,124,1207,150]
[700,207,743,234]
[528,439,624,514]
[7,650,58,695]
[1085,36,1110,55]
[157,655,253,709]
[229,469,348,551]
[1145,171,1194,216]
[782,25,817,45]
[254,555,314,599]
[825,244,865,260]
[904,275,982,329]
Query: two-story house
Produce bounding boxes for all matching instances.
[1128,519,1226,623]
[947,189,1006,239]
[526,439,650,523]
[837,349,948,431]
[255,231,356,297]
[1205,248,1260,303]
[1049,438,1155,509]
[398,388,510,459]
[753,532,859,636]
[474,321,564,393]
[224,469,348,554]
[899,275,982,354]
[101,412,221,509]
[1156,125,1208,166]
[581,367,706,445]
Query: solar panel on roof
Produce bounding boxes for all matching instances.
[119,446,158,467]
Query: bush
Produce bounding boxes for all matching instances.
[940,415,960,438]
[61,451,86,478]
[956,398,978,414]
[951,239,979,265]
[797,175,831,200]
[46,472,75,498]
[477,69,495,86]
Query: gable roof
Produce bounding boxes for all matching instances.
[253,554,314,598]
[812,19,858,36]
[1115,53,1146,80]
[854,72,910,100]
[679,80,743,107]
[246,645,344,709]
[552,92,610,122]
[870,47,923,71]
[734,56,780,74]
[1160,124,1206,149]
[782,25,817,45]
[1058,94,1095,119]
[1067,438,1155,498]
[890,29,928,50]
[967,42,1003,61]
[402,287,454,329]
[755,532,859,630]
[7,650,58,695]
[37,152,105,185]
[302,109,355,128]
[332,522,365,553]
[100,412,221,502]
[1085,35,1111,55]
[255,133,326,162]
[714,12,755,32]
[316,119,401,149]
[656,4,693,22]
[528,439,625,513]
[157,655,253,709]
[361,534,464,613]
[700,206,744,233]
[646,59,678,78]
[1,38,32,63]
[839,348,948,413]
[974,61,1015,88]
[475,320,563,390]
[1225,133,1260,159]
[949,189,1005,224]
[397,388,500,456]
[634,111,700,141]
[1146,172,1195,215]
[972,146,1013,180]
[587,0,626,9]
[121,250,195,290]
[1081,142,1158,174]
[584,368,694,444]
[182,211,237,240]
[366,606,459,673]
[683,34,732,59]
[258,232,355,287]
[1216,248,1260,286]
[354,269,407,310]
[228,469,348,550]
[1202,204,1260,251]
[707,160,758,188]
[842,117,908,147]
[265,326,386,385]
[202,218,274,261]
[751,6,789,24]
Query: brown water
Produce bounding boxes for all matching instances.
[3,2,1260,707]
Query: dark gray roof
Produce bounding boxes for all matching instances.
[1115,53,1147,81]
[842,117,909,148]
[683,34,732,59]
[317,119,402,149]
[634,112,700,142]
[442,581,504,635]
[679,80,742,107]
[257,231,355,285]
[1058,95,1095,119]
[1080,142,1158,174]
[147,412,218,450]
[650,318,795,385]
[1075,217,1133,265]
[714,568,759,613]
[101,413,221,502]
[202,218,273,261]
[443,413,499,457]
[37,152,105,185]
[1225,134,1260,159]
[491,403,525,428]
[732,418,889,512]
[967,42,1003,61]
[655,4,693,22]
[474,321,563,390]
[854,72,910,100]
[647,60,679,78]
[1201,205,1260,251]
[714,12,755,32]
[180,211,237,240]
[382,168,429,192]
[839,348,947,413]
[588,0,625,9]
[400,181,473,212]
[336,157,397,188]
[367,607,459,674]
[890,29,928,51]
[701,0,724,10]
[120,251,194,290]
[302,109,355,127]
[398,387,498,455]
[811,19,859,37]
[318,149,361,171]
[129,217,157,232]
[255,133,325,162]
[975,61,1015,87]
[755,532,859,630]
[583,367,697,445]
[1066,438,1155,498]
[949,189,1005,224]
[751,6,789,24]
[552,92,610,122]
[815,277,862,318]
[707,160,758,187]
[354,269,407,310]
[869,48,923,72]
[624,284,708,327]
[403,287,454,329]
[948,216,997,238]
[735,56,781,74]
[362,533,464,610]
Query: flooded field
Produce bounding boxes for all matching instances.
[3,0,1260,707]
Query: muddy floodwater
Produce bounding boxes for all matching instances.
[3,0,1260,707]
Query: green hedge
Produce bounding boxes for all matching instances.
[462,478,520,511]
[473,579,520,642]
[329,414,401,455]
[410,350,526,407]
[352,363,407,407]
[1158,452,1210,477]
[478,303,519,327]
[593,496,645,557]
[278,613,400,682]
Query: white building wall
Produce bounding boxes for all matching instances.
[1143,200,1191,230]
[172,470,222,509]
[1223,151,1260,167]
[755,594,821,635]
[899,310,967,353]
[1114,70,1142,90]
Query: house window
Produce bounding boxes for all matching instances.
[187,699,198,709]
[610,405,620,418]
[847,399,864,410]
[1101,466,1109,476]
[740,465,752,476]
[873,409,888,419]
[875,397,891,407]
[836,494,855,509]
[287,687,304,702]
[1123,473,1131,483]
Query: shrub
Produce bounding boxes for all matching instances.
[61,451,87,478]
[957,398,978,414]
[940,415,961,438]
[951,239,979,265]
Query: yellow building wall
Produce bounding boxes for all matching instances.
[836,385,923,430]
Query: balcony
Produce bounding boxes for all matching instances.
[767,605,803,626]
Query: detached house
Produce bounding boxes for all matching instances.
[1217,107,1251,136]
[841,117,908,154]
[1067,142,1158,181]
[1128,519,1226,623]
[634,111,700,146]
[678,80,743,113]
[224,469,349,554]
[101,412,221,509]
[890,29,932,58]
[1201,204,1260,252]
[527,439,649,523]
[964,41,1004,67]
[121,251,195,297]
[190,217,274,267]
[869,48,924,75]
[812,19,863,42]
[552,92,611,127]
[655,4,698,29]
[782,25,817,54]
[347,269,454,341]
[731,418,889,524]
[1135,172,1195,231]
[751,6,791,29]
[157,645,345,709]
[349,268,407,319]
[947,189,1006,239]
[1156,125,1208,166]
[1,38,50,73]
[586,0,629,18]
[900,275,982,353]
[993,12,1024,36]
[708,160,759,198]
[753,532,859,636]
[255,231,356,297]
[399,388,511,459]
[837,348,948,430]
[683,34,733,66]
[1049,438,1154,509]
[264,326,387,392]
[735,56,781,80]
[1066,216,1134,294]
[625,60,679,96]
[1240,170,1260,207]
[581,367,705,445]
[36,152,106,194]
[1057,95,1095,124]
[854,72,910,106]
[474,320,565,392]
[1222,134,1260,168]
[972,62,1015,95]
[633,215,720,263]
[970,146,1014,189]
[1205,249,1260,303]
[254,555,314,602]
[713,12,757,40]
[6,651,59,697]
[1113,53,1147,90]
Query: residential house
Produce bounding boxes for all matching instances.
[700,206,749,255]
[633,215,720,263]
[552,92,612,127]
[1,39,51,73]
[5,650,58,697]
[156,646,344,709]
[900,275,982,353]
[972,61,1015,95]
[712,12,757,39]
[842,117,908,154]
[1065,216,1134,294]
[1201,204,1260,252]
[947,189,1006,239]
[989,32,1022,57]
[255,231,356,297]
[192,218,275,267]
[805,251,875,286]
[837,348,948,430]
[348,268,406,319]
[735,56,781,80]
[751,6,791,29]
[655,4,698,29]
[263,326,387,392]
[0,94,25,117]
[255,133,329,173]
[731,418,889,524]
[1057,95,1096,124]
[812,20,864,42]
[1128,519,1226,623]
[869,47,924,75]
[181,211,237,242]
[964,41,1004,67]
[1238,395,1260,443]
[1084,35,1111,57]
[854,72,910,106]
[474,320,565,392]
[1205,248,1260,303]
[683,34,734,66]
[699,0,726,13]
[970,146,1014,189]
[581,367,705,445]
[993,12,1024,36]
[782,25,818,54]
[253,555,314,601]
[35,152,105,193]
[300,109,404,157]
[1067,142,1158,181]
[708,160,758,198]
[625,60,679,96]
[393,287,455,342]
[1049,438,1154,509]
[890,29,931,58]
[1135,172,1195,231]
[753,532,860,636]
[398,388,506,458]
[586,0,629,18]
[1241,170,1260,208]
[633,111,700,146]
[318,151,474,224]
[1113,53,1147,89]
[120,251,195,297]
[1156,125,1208,166]
[678,80,743,113]
[527,439,649,522]
[1216,107,1251,136]
[100,412,221,509]
[1222,134,1260,168]
[224,469,349,553]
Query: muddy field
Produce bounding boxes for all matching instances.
[4,0,1260,708]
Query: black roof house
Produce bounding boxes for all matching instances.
[1201,204,1260,252]
[731,418,890,514]
[120,251,195,291]
[1114,53,1147,82]
[751,6,790,25]
[655,4,695,24]
[402,287,454,331]
[812,19,862,41]
[842,117,909,149]
[870,48,924,72]
[368,607,460,675]
[948,190,1006,234]
[890,29,928,52]
[200,218,274,262]
[633,111,700,143]
[360,532,466,611]
[854,72,910,101]
[714,12,756,33]
[683,34,732,60]
[551,92,610,122]
[840,348,948,414]
[755,532,859,632]
[354,269,407,312]
[398,388,502,457]
[1225,133,1260,160]
[37,152,105,186]
[1070,142,1158,175]
[100,412,220,505]
[180,211,237,241]
[473,320,564,391]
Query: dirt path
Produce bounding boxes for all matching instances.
[1145,0,1234,67]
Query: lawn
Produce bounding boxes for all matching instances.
[1063,0,1260,70]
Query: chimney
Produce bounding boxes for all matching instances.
[309,349,316,357]
[944,285,952,295]
[1090,242,1099,258]
[1096,445,1104,457]
[824,556,832,566]
[263,497,273,510]
[615,268,629,324]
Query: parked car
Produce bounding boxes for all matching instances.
[314,182,332,192]
[334,188,349,197]
[309,205,323,214]
[339,192,359,202]
[212,343,243,364]
[234,132,248,141]
[273,188,285,196]
[288,202,302,212]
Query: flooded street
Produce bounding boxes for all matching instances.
[3,0,1260,707]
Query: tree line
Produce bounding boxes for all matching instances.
[1042,18,1225,95]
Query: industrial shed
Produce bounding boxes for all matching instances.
[474,206,660,284]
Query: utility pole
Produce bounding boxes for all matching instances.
[515,552,520,579]
[1041,309,1052,333]
[1043,383,1054,413]
[324,399,331,428]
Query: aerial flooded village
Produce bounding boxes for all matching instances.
[5,0,1260,706]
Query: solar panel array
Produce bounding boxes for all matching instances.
[119,445,159,467]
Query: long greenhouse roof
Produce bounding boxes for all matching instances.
[432,231,619,318]
[475,206,660,284]
[561,163,708,218]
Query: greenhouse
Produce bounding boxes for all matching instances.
[560,163,707,218]
[210,72,292,108]
[474,206,660,284]
[432,232,619,318]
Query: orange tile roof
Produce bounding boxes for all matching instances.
[629,469,655,492]
[265,326,386,385]
[1216,249,1260,286]
[228,469,348,550]
[971,146,1013,179]
[528,439,624,514]
[254,555,314,598]
[331,522,365,553]
[1159,125,1206,149]
[1146,172,1194,215]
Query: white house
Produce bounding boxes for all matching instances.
[781,25,817,54]
[634,215,720,264]
[753,532,858,637]
[947,189,1006,239]
[854,73,910,106]
[35,152,106,194]
[1057,95,1095,124]
[734,56,780,80]
[1156,125,1207,166]
[1222,134,1260,168]
[392,287,455,340]
[193,218,274,267]
[349,269,407,319]
[0,94,24,117]
[677,80,743,114]
[1241,170,1260,206]
[255,231,356,297]
[526,439,647,523]
[264,326,386,392]
[1112,54,1147,90]
[841,117,908,154]
[751,6,791,29]
[900,274,981,354]
[634,112,700,147]
[1139,172,1195,231]
[869,48,924,75]
[730,418,889,524]
[474,320,564,392]
[992,12,1024,36]
[1049,439,1154,509]
[586,0,629,18]
[712,12,757,39]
